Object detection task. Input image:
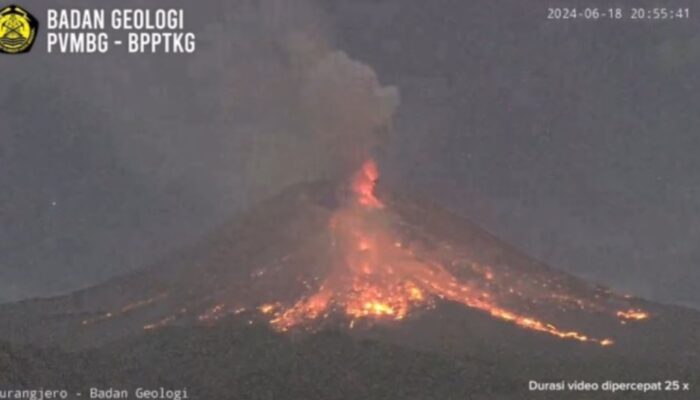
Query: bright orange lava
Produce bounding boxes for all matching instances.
[263,159,630,346]
[616,309,649,321]
[351,159,384,209]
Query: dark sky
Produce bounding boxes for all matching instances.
[2,0,699,309]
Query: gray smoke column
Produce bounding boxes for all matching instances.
[293,37,400,178]
[238,23,400,199]
[261,0,400,178]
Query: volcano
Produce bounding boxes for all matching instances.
[0,161,689,348]
[1,162,699,398]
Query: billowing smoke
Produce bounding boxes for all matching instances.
[240,26,400,198]
[180,0,401,204]
[296,43,400,178]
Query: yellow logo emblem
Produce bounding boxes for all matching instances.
[0,4,38,54]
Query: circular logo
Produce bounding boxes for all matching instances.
[0,5,38,54]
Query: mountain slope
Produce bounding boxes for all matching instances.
[0,180,692,351]
[0,180,698,398]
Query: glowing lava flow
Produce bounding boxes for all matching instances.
[263,159,630,346]
[617,309,649,321]
[351,159,384,209]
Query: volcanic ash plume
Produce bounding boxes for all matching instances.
[238,31,400,201]
[296,43,400,178]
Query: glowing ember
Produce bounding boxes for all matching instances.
[258,303,279,314]
[261,159,637,346]
[121,293,167,313]
[82,312,113,326]
[143,315,176,331]
[198,304,226,322]
[81,293,167,326]
[617,309,649,321]
[351,160,384,209]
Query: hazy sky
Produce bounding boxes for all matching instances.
[2,0,699,308]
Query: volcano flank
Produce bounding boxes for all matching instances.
[0,166,698,398]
